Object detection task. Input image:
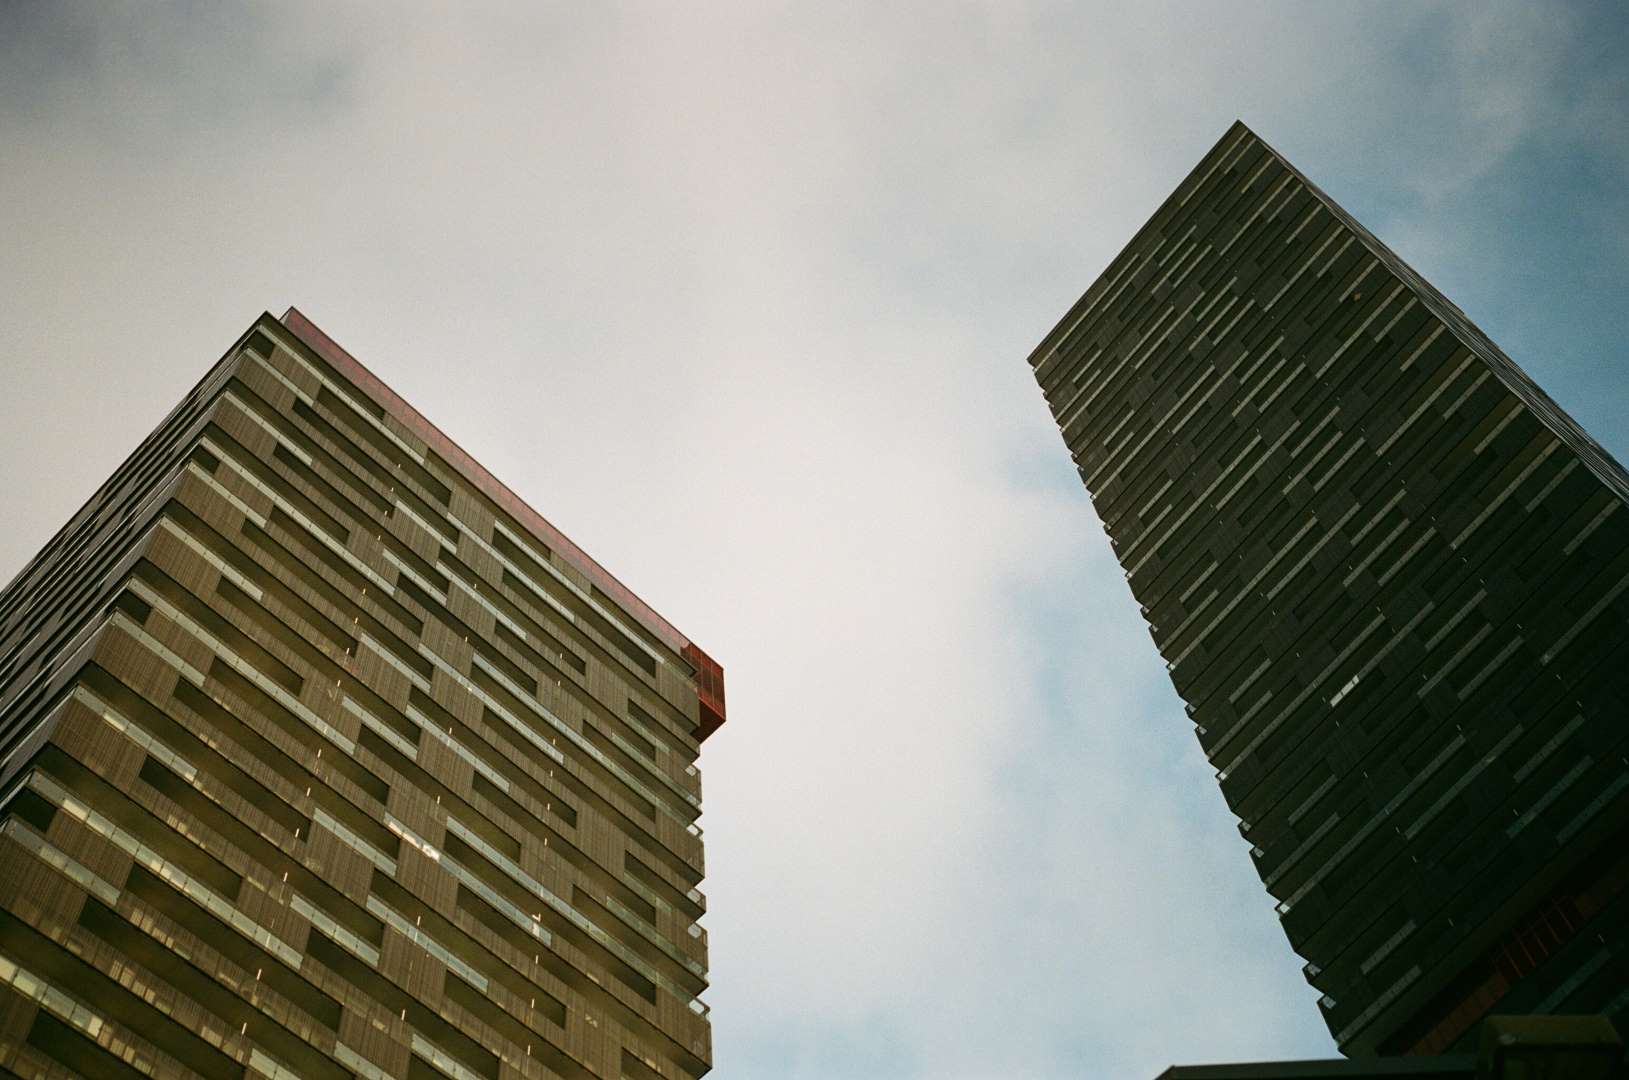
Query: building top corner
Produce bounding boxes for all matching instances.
[274,305,727,740]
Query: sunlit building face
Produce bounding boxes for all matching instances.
[0,309,723,1080]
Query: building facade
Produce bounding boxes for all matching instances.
[1029,122,1629,1055]
[0,309,723,1079]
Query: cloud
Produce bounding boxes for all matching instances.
[2,3,1626,1078]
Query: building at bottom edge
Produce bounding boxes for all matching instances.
[1156,1014,1624,1080]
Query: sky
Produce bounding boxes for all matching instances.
[2,3,1627,1077]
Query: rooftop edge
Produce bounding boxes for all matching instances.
[277,306,726,741]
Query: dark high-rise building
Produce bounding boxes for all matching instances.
[0,309,723,1079]
[1028,122,1629,1056]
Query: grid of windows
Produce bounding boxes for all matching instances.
[1029,122,1629,1055]
[0,311,721,1079]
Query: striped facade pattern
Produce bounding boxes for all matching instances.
[0,311,721,1079]
[1029,122,1629,1055]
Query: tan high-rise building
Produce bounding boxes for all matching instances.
[0,309,724,1079]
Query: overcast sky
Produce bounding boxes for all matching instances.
[3,3,1628,1078]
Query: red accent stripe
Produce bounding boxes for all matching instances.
[684,645,727,741]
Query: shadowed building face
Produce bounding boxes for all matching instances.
[0,310,722,1079]
[1028,122,1629,1056]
